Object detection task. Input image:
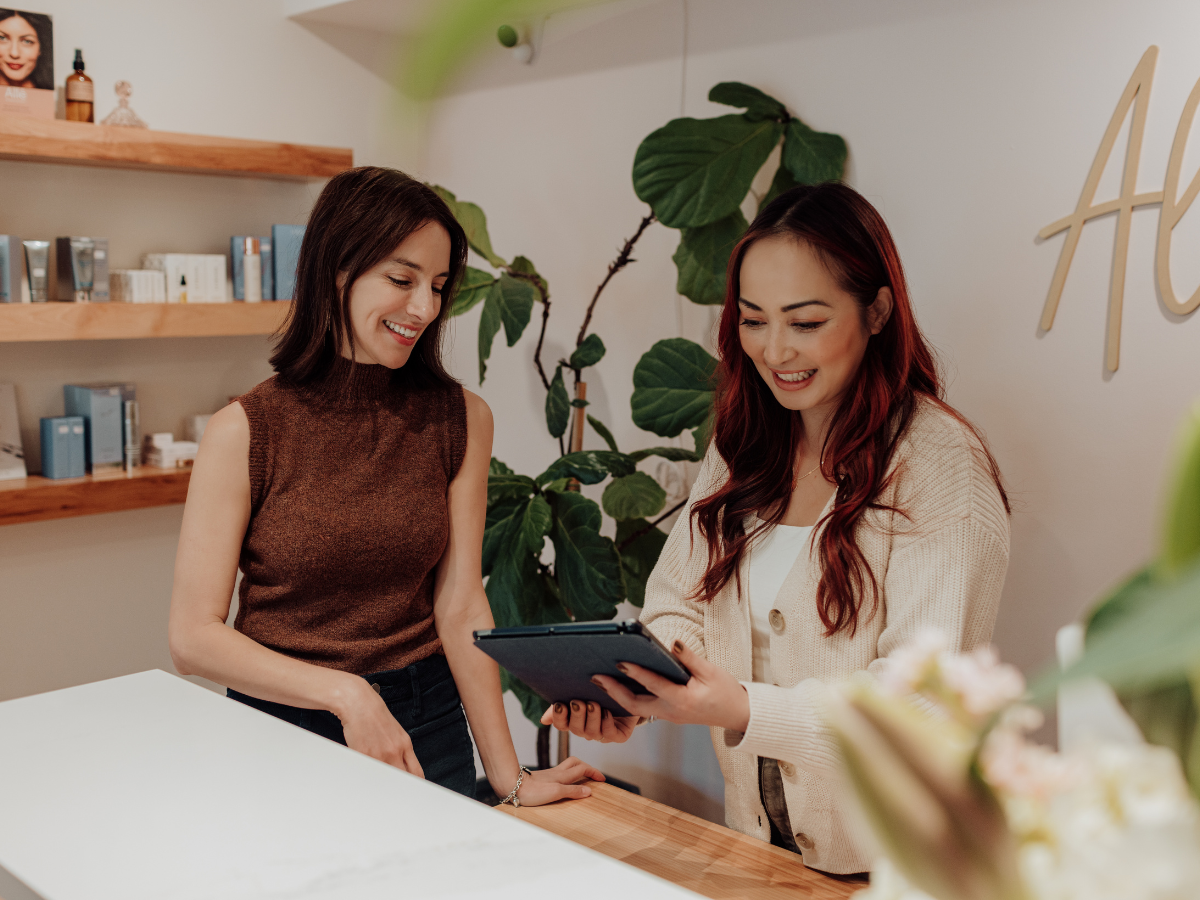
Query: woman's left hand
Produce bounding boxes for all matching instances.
[509,757,606,807]
[593,641,751,733]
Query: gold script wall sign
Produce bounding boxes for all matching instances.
[1039,46,1200,371]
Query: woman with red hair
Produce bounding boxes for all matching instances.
[545,182,1010,874]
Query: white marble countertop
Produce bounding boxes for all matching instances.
[0,670,697,900]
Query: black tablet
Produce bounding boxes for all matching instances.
[473,619,691,717]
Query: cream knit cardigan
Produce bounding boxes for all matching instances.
[640,397,1010,874]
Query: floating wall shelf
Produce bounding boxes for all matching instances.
[0,115,352,180]
[0,467,191,527]
[0,301,291,342]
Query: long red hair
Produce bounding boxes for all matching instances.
[690,183,1008,636]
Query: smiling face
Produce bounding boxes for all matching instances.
[738,236,891,420]
[342,221,451,369]
[0,15,39,87]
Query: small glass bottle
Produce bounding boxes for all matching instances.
[65,50,94,123]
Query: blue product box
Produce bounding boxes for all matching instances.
[272,224,305,301]
[230,236,274,301]
[0,235,24,303]
[40,416,85,479]
[63,383,133,471]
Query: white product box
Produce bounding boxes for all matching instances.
[142,254,228,303]
[110,269,168,303]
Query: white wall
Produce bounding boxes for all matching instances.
[417,0,1200,816]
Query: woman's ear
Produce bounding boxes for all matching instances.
[869,286,893,335]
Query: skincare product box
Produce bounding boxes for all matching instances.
[23,240,49,303]
[230,236,274,301]
[0,383,26,481]
[110,269,168,303]
[142,254,227,303]
[272,225,305,301]
[54,237,109,302]
[64,382,134,472]
[0,236,25,303]
[39,416,85,479]
[0,86,55,120]
[143,433,198,469]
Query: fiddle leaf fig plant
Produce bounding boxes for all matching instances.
[437,81,848,761]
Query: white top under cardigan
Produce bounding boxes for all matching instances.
[748,522,813,685]
[640,397,1010,874]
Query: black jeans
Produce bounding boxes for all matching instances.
[228,653,477,798]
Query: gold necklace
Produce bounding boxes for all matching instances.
[797,460,823,482]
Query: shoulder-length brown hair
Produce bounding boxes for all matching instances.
[270,166,467,389]
[691,182,1008,636]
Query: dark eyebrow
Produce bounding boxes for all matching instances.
[390,257,451,279]
[738,298,831,313]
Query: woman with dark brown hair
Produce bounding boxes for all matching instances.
[545,182,1010,872]
[169,167,600,806]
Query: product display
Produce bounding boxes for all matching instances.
[64,48,93,123]
[230,235,274,301]
[272,224,305,300]
[0,383,27,481]
[0,236,25,303]
[54,236,109,302]
[0,9,55,119]
[143,432,197,469]
[109,269,167,304]
[99,80,146,128]
[39,416,85,479]
[63,383,134,473]
[143,253,227,303]
[22,240,48,303]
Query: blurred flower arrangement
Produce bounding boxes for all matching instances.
[830,404,1200,900]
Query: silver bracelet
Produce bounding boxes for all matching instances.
[500,766,533,808]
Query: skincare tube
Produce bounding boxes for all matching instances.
[123,400,140,470]
[23,241,49,303]
[243,237,262,303]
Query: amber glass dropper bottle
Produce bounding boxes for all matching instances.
[65,50,94,123]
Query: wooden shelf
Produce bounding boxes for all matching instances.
[0,301,290,341]
[0,466,191,526]
[0,115,351,180]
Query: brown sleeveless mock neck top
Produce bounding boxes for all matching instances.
[234,355,467,675]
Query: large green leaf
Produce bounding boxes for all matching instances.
[489,458,513,476]
[616,518,669,608]
[547,490,624,620]
[758,163,801,213]
[569,333,606,369]
[781,117,848,185]
[545,365,570,439]
[628,446,698,463]
[1030,556,1200,705]
[673,211,748,305]
[708,82,788,122]
[509,255,548,299]
[482,497,534,627]
[633,115,784,229]
[432,185,507,268]
[1164,407,1200,575]
[602,472,667,521]
[587,415,619,452]
[451,266,497,317]
[536,450,636,486]
[631,338,717,437]
[476,281,503,383]
[487,469,536,506]
[496,273,536,346]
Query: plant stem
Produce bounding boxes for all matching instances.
[575,212,656,351]
[616,496,688,551]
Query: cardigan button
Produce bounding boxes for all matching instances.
[778,761,796,778]
[795,832,814,850]
[768,608,785,634]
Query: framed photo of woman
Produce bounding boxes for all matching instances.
[0,8,54,119]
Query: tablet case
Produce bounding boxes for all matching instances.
[473,619,690,716]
